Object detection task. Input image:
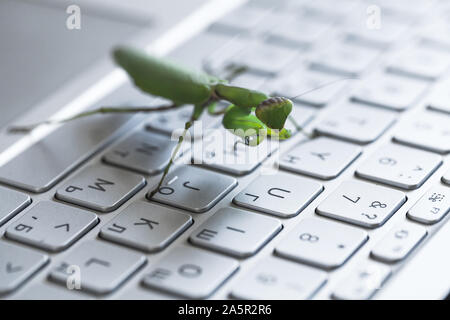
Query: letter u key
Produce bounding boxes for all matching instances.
[267,188,291,199]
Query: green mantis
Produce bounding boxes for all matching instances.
[111,46,293,135]
[10,46,296,197]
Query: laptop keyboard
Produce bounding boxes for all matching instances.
[1,0,450,300]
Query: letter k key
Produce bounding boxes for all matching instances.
[134,218,159,230]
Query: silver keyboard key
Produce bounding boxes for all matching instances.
[208,5,269,35]
[387,46,450,81]
[229,72,267,90]
[0,242,48,294]
[427,77,450,114]
[49,240,146,294]
[6,201,98,252]
[282,105,316,135]
[202,37,248,77]
[231,256,327,300]
[393,111,450,154]
[275,217,368,269]
[103,130,176,175]
[429,103,450,115]
[343,18,407,49]
[267,17,330,48]
[301,0,357,13]
[100,201,192,252]
[375,0,431,19]
[0,186,31,226]
[267,68,346,107]
[142,246,238,299]
[419,22,450,53]
[247,1,282,10]
[228,41,298,76]
[356,144,442,190]
[293,0,354,22]
[332,261,391,300]
[148,165,237,213]
[316,180,406,228]
[314,103,396,144]
[168,31,237,71]
[233,173,323,218]
[15,283,92,300]
[146,104,220,139]
[279,137,362,180]
[371,222,427,263]
[310,42,379,77]
[115,287,176,300]
[189,207,282,257]
[192,129,278,175]
[444,171,450,185]
[407,185,450,224]
[56,165,146,212]
[0,114,135,193]
[351,72,428,111]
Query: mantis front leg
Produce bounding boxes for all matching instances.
[287,115,313,139]
[207,101,228,116]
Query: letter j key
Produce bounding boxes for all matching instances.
[148,166,237,213]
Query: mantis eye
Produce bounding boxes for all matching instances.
[255,97,293,130]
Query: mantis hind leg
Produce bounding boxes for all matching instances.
[8,103,179,134]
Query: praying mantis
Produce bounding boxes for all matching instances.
[10,46,325,198]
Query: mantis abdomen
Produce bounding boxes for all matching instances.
[113,46,218,105]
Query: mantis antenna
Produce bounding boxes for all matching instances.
[287,76,358,101]
[285,76,358,138]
